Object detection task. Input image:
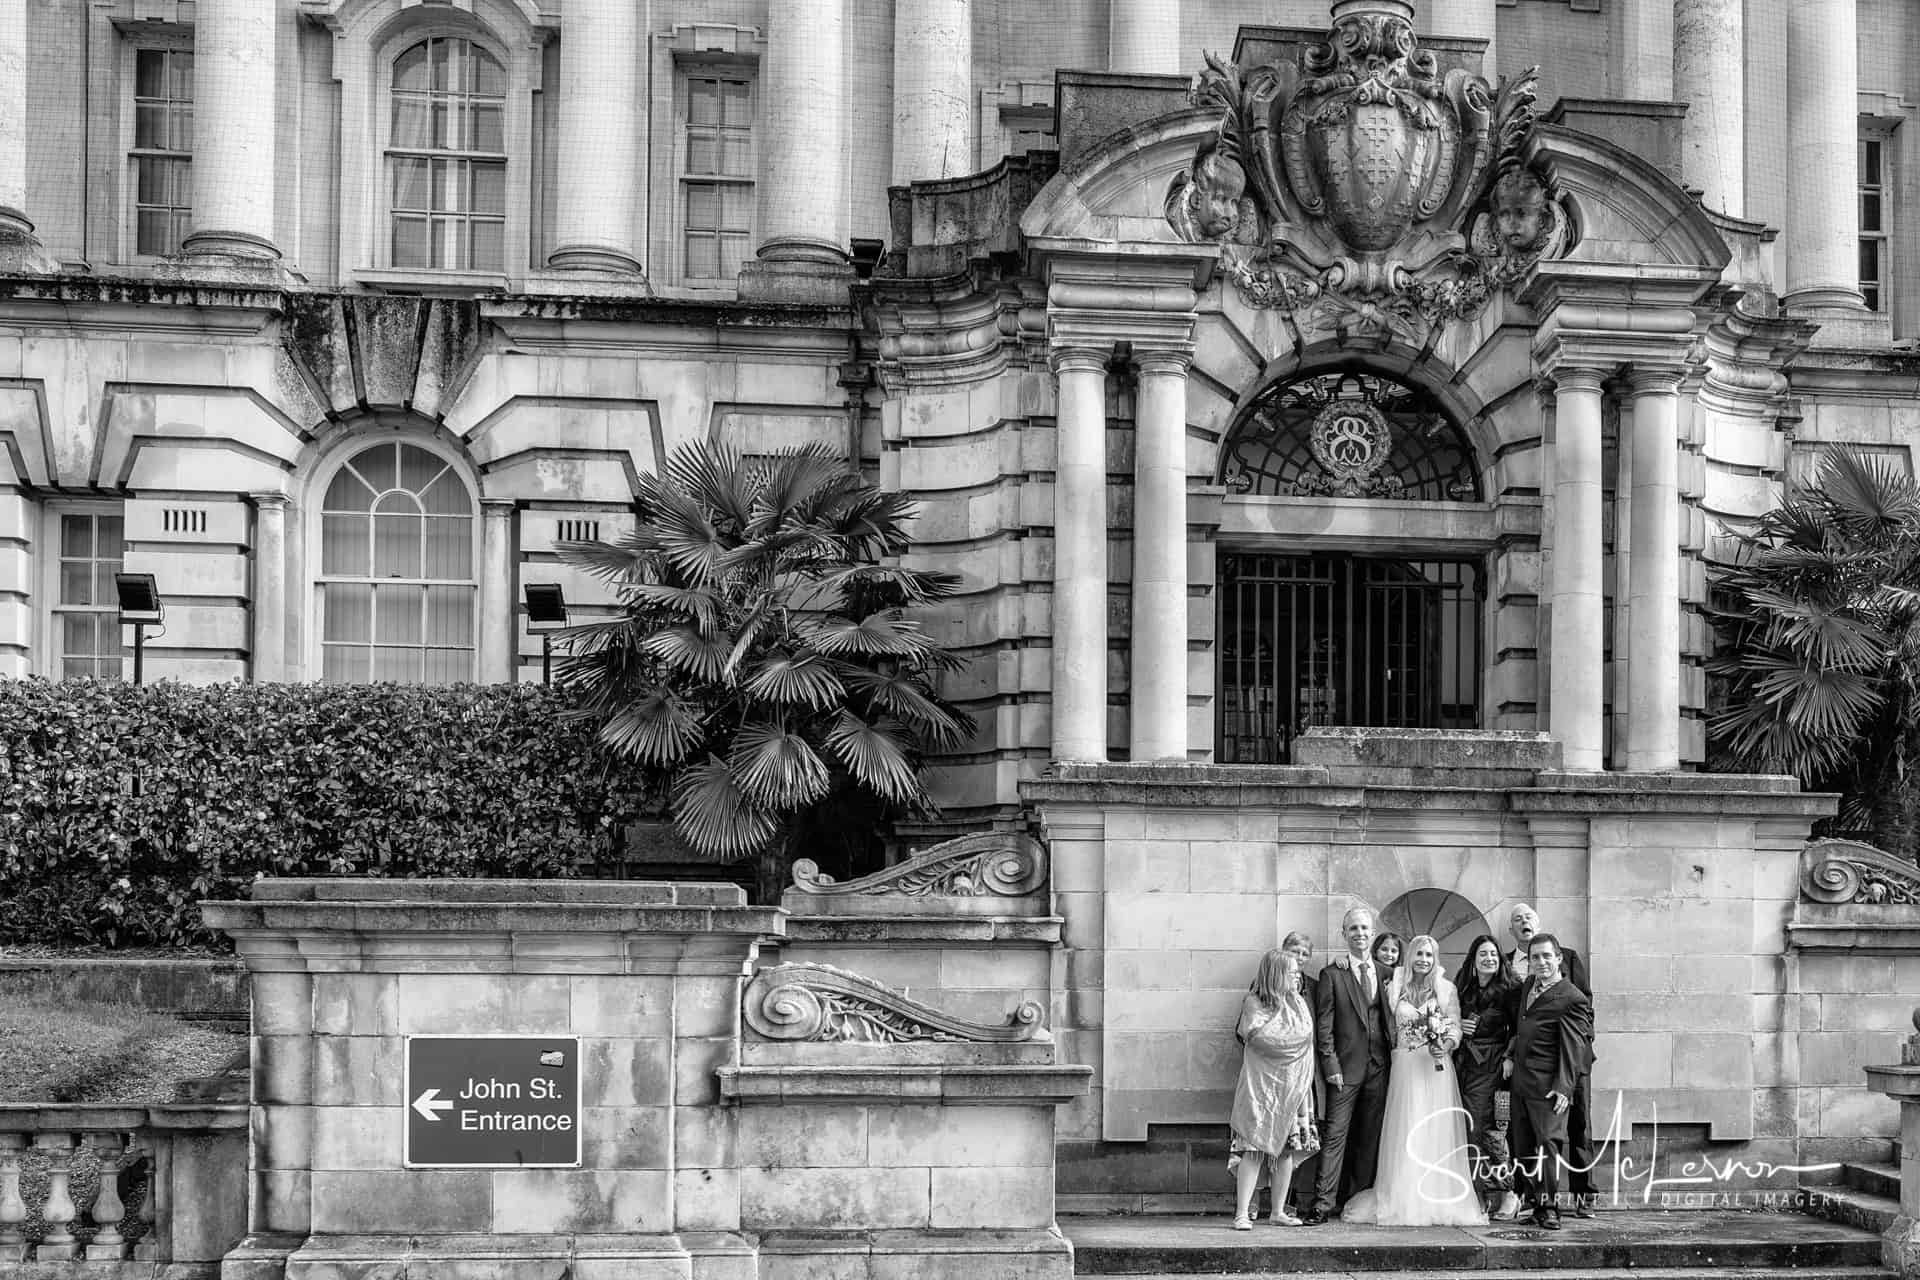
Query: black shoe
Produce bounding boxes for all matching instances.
[1534,1209,1562,1231]
[1572,1195,1595,1219]
[1301,1210,1329,1226]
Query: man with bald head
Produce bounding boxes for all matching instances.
[1504,903,1595,1216]
[1305,904,1394,1224]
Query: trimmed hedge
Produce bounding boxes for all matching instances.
[0,680,661,948]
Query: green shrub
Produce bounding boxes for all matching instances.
[0,680,661,948]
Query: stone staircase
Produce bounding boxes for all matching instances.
[1804,1153,1903,1239]
[1061,1208,1894,1278]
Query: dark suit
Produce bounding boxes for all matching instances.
[1508,944,1595,1196]
[1505,978,1594,1213]
[1311,956,1393,1215]
[1288,969,1324,1214]
[1454,974,1517,1194]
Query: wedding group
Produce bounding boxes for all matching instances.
[1229,904,1596,1231]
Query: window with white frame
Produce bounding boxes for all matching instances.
[388,37,507,272]
[317,442,477,683]
[1861,133,1890,311]
[51,510,126,680]
[680,71,754,283]
[130,48,193,257]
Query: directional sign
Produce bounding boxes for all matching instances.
[403,1035,581,1168]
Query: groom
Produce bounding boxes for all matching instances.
[1503,933,1594,1231]
[1306,905,1393,1225]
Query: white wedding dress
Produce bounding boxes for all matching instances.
[1342,975,1488,1227]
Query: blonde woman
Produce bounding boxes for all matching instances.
[1341,935,1485,1226]
[1229,946,1316,1229]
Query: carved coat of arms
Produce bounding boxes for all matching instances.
[1166,0,1571,337]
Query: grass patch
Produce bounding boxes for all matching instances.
[0,992,242,1104]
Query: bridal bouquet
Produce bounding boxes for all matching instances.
[1414,999,1450,1072]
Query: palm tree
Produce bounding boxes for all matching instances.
[555,443,974,896]
[1708,447,1920,853]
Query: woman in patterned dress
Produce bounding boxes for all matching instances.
[1229,946,1317,1229]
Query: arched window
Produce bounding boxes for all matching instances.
[1221,369,1480,502]
[388,36,506,271]
[318,441,477,683]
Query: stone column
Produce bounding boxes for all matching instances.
[1130,350,1189,762]
[1783,0,1862,310]
[1108,0,1181,76]
[479,498,516,684]
[746,0,849,296]
[182,0,279,261]
[1673,0,1742,215]
[1619,0,1673,101]
[250,493,288,683]
[1549,367,1607,772]
[1052,347,1109,763]
[892,0,971,185]
[1625,368,1682,771]
[0,0,31,240]
[1421,0,1497,75]
[548,0,644,274]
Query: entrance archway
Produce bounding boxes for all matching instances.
[1379,887,1497,977]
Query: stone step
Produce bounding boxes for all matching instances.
[1062,1210,1887,1276]
[1803,1184,1902,1236]
[1844,1161,1902,1201]
[1092,1271,1891,1280]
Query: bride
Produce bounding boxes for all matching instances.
[1342,934,1487,1227]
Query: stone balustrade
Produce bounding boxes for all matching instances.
[0,1104,246,1274]
[1864,1011,1920,1278]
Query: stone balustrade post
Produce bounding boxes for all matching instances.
[85,1134,129,1259]
[1548,365,1608,772]
[34,1133,77,1258]
[1865,1011,1920,1278]
[0,1135,24,1260]
[1051,346,1110,763]
[1130,348,1190,762]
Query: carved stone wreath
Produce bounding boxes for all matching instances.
[790,832,1047,900]
[1290,397,1405,497]
[1801,838,1920,906]
[742,963,1048,1044]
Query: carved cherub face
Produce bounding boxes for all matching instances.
[1193,151,1248,237]
[1492,169,1552,253]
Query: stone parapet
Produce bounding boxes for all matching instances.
[1864,1025,1920,1278]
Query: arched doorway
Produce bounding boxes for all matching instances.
[1379,888,1497,978]
[1216,368,1486,763]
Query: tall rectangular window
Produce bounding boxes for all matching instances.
[681,73,753,283]
[52,512,126,680]
[131,48,193,257]
[388,38,508,272]
[1861,135,1888,311]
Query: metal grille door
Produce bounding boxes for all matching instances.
[1217,554,1482,763]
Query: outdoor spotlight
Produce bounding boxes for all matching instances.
[524,583,570,685]
[114,572,165,684]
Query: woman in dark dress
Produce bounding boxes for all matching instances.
[1453,934,1519,1218]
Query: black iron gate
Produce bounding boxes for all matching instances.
[1216,553,1483,763]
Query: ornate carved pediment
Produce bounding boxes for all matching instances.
[1165,0,1572,339]
[1802,838,1920,906]
[789,832,1047,900]
[742,963,1048,1044]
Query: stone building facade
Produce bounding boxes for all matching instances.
[3,0,1919,1203]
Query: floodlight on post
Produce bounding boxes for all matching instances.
[114,572,164,685]
[524,583,570,685]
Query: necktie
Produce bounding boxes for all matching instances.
[1361,961,1375,1004]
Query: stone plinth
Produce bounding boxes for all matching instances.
[202,879,783,1280]
[1865,1021,1920,1279]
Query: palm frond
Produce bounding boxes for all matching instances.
[741,651,848,710]
[558,538,655,586]
[728,720,832,809]
[641,625,735,683]
[621,583,724,634]
[600,689,708,766]
[823,711,926,804]
[1819,448,1920,546]
[671,756,780,859]
[800,611,941,658]
[840,667,970,748]
[662,442,756,534]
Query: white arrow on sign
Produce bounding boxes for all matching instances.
[412,1088,455,1122]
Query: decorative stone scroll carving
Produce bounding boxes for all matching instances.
[1802,838,1920,906]
[742,962,1047,1044]
[789,832,1047,900]
[1165,0,1572,339]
